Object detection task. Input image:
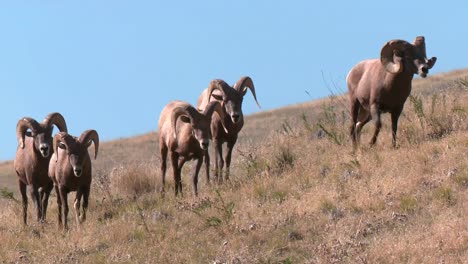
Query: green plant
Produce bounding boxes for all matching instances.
[315,102,347,146]
[205,216,222,227]
[214,190,235,222]
[452,169,468,187]
[435,186,456,206]
[274,146,295,173]
[301,112,313,133]
[320,198,337,214]
[238,145,269,178]
[0,187,17,202]
[399,195,418,213]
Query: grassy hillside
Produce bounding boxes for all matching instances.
[0,69,467,263]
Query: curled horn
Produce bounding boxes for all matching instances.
[207,79,230,102]
[16,117,41,149]
[171,105,199,139]
[414,36,437,69]
[53,132,70,162]
[78,130,100,160]
[233,76,261,108]
[413,36,427,58]
[204,101,228,133]
[43,112,68,132]
[380,40,411,74]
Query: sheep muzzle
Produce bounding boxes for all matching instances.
[200,140,209,150]
[73,166,83,177]
[39,144,50,158]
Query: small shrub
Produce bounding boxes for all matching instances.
[281,257,294,264]
[0,187,17,202]
[320,198,337,214]
[254,185,268,203]
[273,146,295,173]
[452,175,468,187]
[315,101,347,146]
[199,191,235,228]
[399,195,418,213]
[434,186,456,206]
[214,190,235,222]
[320,198,343,220]
[206,216,222,227]
[238,144,269,178]
[272,191,288,204]
[110,163,158,199]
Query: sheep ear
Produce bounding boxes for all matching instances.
[180,116,191,123]
[211,94,223,101]
[427,57,437,69]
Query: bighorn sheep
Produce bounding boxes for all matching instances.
[347,36,437,148]
[14,112,68,225]
[197,76,260,181]
[158,100,225,196]
[48,130,99,230]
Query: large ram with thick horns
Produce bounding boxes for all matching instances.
[158,100,226,196]
[347,36,437,148]
[197,76,260,181]
[14,112,68,224]
[49,130,99,230]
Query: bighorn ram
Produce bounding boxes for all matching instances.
[49,130,99,230]
[197,76,260,181]
[158,100,225,196]
[14,112,68,225]
[347,36,437,148]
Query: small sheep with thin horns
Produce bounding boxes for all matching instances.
[48,130,99,230]
[197,76,260,181]
[14,112,68,225]
[347,36,437,148]
[158,100,225,196]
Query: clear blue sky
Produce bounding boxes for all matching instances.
[1,1,466,161]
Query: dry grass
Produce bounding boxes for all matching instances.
[0,69,467,263]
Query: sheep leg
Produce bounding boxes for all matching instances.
[81,186,89,223]
[177,158,186,196]
[19,180,28,225]
[30,185,42,222]
[349,98,360,147]
[160,144,168,193]
[214,140,224,183]
[41,182,53,223]
[55,185,62,228]
[203,150,210,185]
[369,105,382,146]
[391,109,403,148]
[58,186,69,230]
[192,157,203,196]
[74,189,82,226]
[356,111,371,145]
[170,152,181,196]
[224,137,237,180]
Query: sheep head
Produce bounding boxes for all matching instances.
[380,36,437,78]
[53,130,99,177]
[171,102,225,150]
[207,76,260,124]
[16,112,68,158]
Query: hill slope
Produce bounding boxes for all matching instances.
[0,69,467,263]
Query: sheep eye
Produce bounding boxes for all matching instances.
[58,143,66,149]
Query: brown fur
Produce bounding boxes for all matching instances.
[48,130,99,230]
[158,100,224,196]
[347,36,437,148]
[13,113,67,225]
[197,77,260,181]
